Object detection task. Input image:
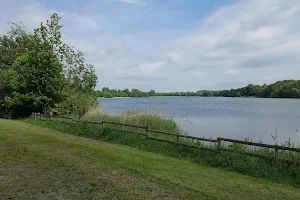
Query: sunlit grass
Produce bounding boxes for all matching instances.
[26,107,300,188]
[3,119,300,199]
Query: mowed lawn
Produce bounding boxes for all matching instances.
[1,119,300,200]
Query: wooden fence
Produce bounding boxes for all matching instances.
[31,112,300,166]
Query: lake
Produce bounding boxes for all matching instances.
[98,97,300,145]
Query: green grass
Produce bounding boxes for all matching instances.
[26,116,300,188]
[81,107,182,133]
[1,119,300,199]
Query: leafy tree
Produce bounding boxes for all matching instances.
[149,89,156,96]
[3,27,65,118]
[123,88,130,95]
[0,13,98,118]
[102,87,110,92]
[235,92,242,97]
[118,91,128,97]
[35,13,98,116]
[0,24,33,115]
[34,13,97,92]
[103,91,113,98]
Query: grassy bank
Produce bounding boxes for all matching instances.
[26,109,300,188]
[2,119,300,199]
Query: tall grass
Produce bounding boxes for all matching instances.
[26,108,300,188]
[82,107,181,133]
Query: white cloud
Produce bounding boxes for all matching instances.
[225,68,239,75]
[159,0,300,90]
[118,0,142,5]
[168,52,182,63]
[139,61,166,75]
[1,0,300,91]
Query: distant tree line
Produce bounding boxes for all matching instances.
[0,14,98,118]
[95,88,155,98]
[96,80,300,98]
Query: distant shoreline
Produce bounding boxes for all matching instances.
[95,80,300,99]
[98,96,300,99]
[98,97,131,99]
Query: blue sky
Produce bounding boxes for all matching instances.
[1,0,300,91]
[42,0,236,54]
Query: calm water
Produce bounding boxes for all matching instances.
[99,97,300,144]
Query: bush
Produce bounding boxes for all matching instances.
[54,92,98,118]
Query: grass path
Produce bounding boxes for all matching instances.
[1,119,300,199]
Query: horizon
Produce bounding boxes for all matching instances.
[1,0,300,92]
[99,79,299,93]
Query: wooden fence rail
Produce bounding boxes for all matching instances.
[149,129,219,143]
[31,112,300,166]
[218,137,300,152]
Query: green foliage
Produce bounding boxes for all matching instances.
[0,23,30,70]
[4,49,65,117]
[34,13,97,93]
[102,91,113,98]
[96,87,156,98]
[149,89,156,96]
[235,92,241,97]
[96,80,300,98]
[0,13,98,118]
[0,24,66,118]
[55,92,98,117]
[0,24,33,116]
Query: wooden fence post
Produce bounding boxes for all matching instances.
[176,135,180,144]
[275,145,279,158]
[217,137,221,150]
[147,127,150,138]
[146,127,150,145]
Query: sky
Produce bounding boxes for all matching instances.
[1,0,300,92]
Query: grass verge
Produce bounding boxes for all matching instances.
[26,113,300,188]
[1,119,300,199]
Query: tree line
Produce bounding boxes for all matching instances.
[0,14,98,118]
[95,80,300,98]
